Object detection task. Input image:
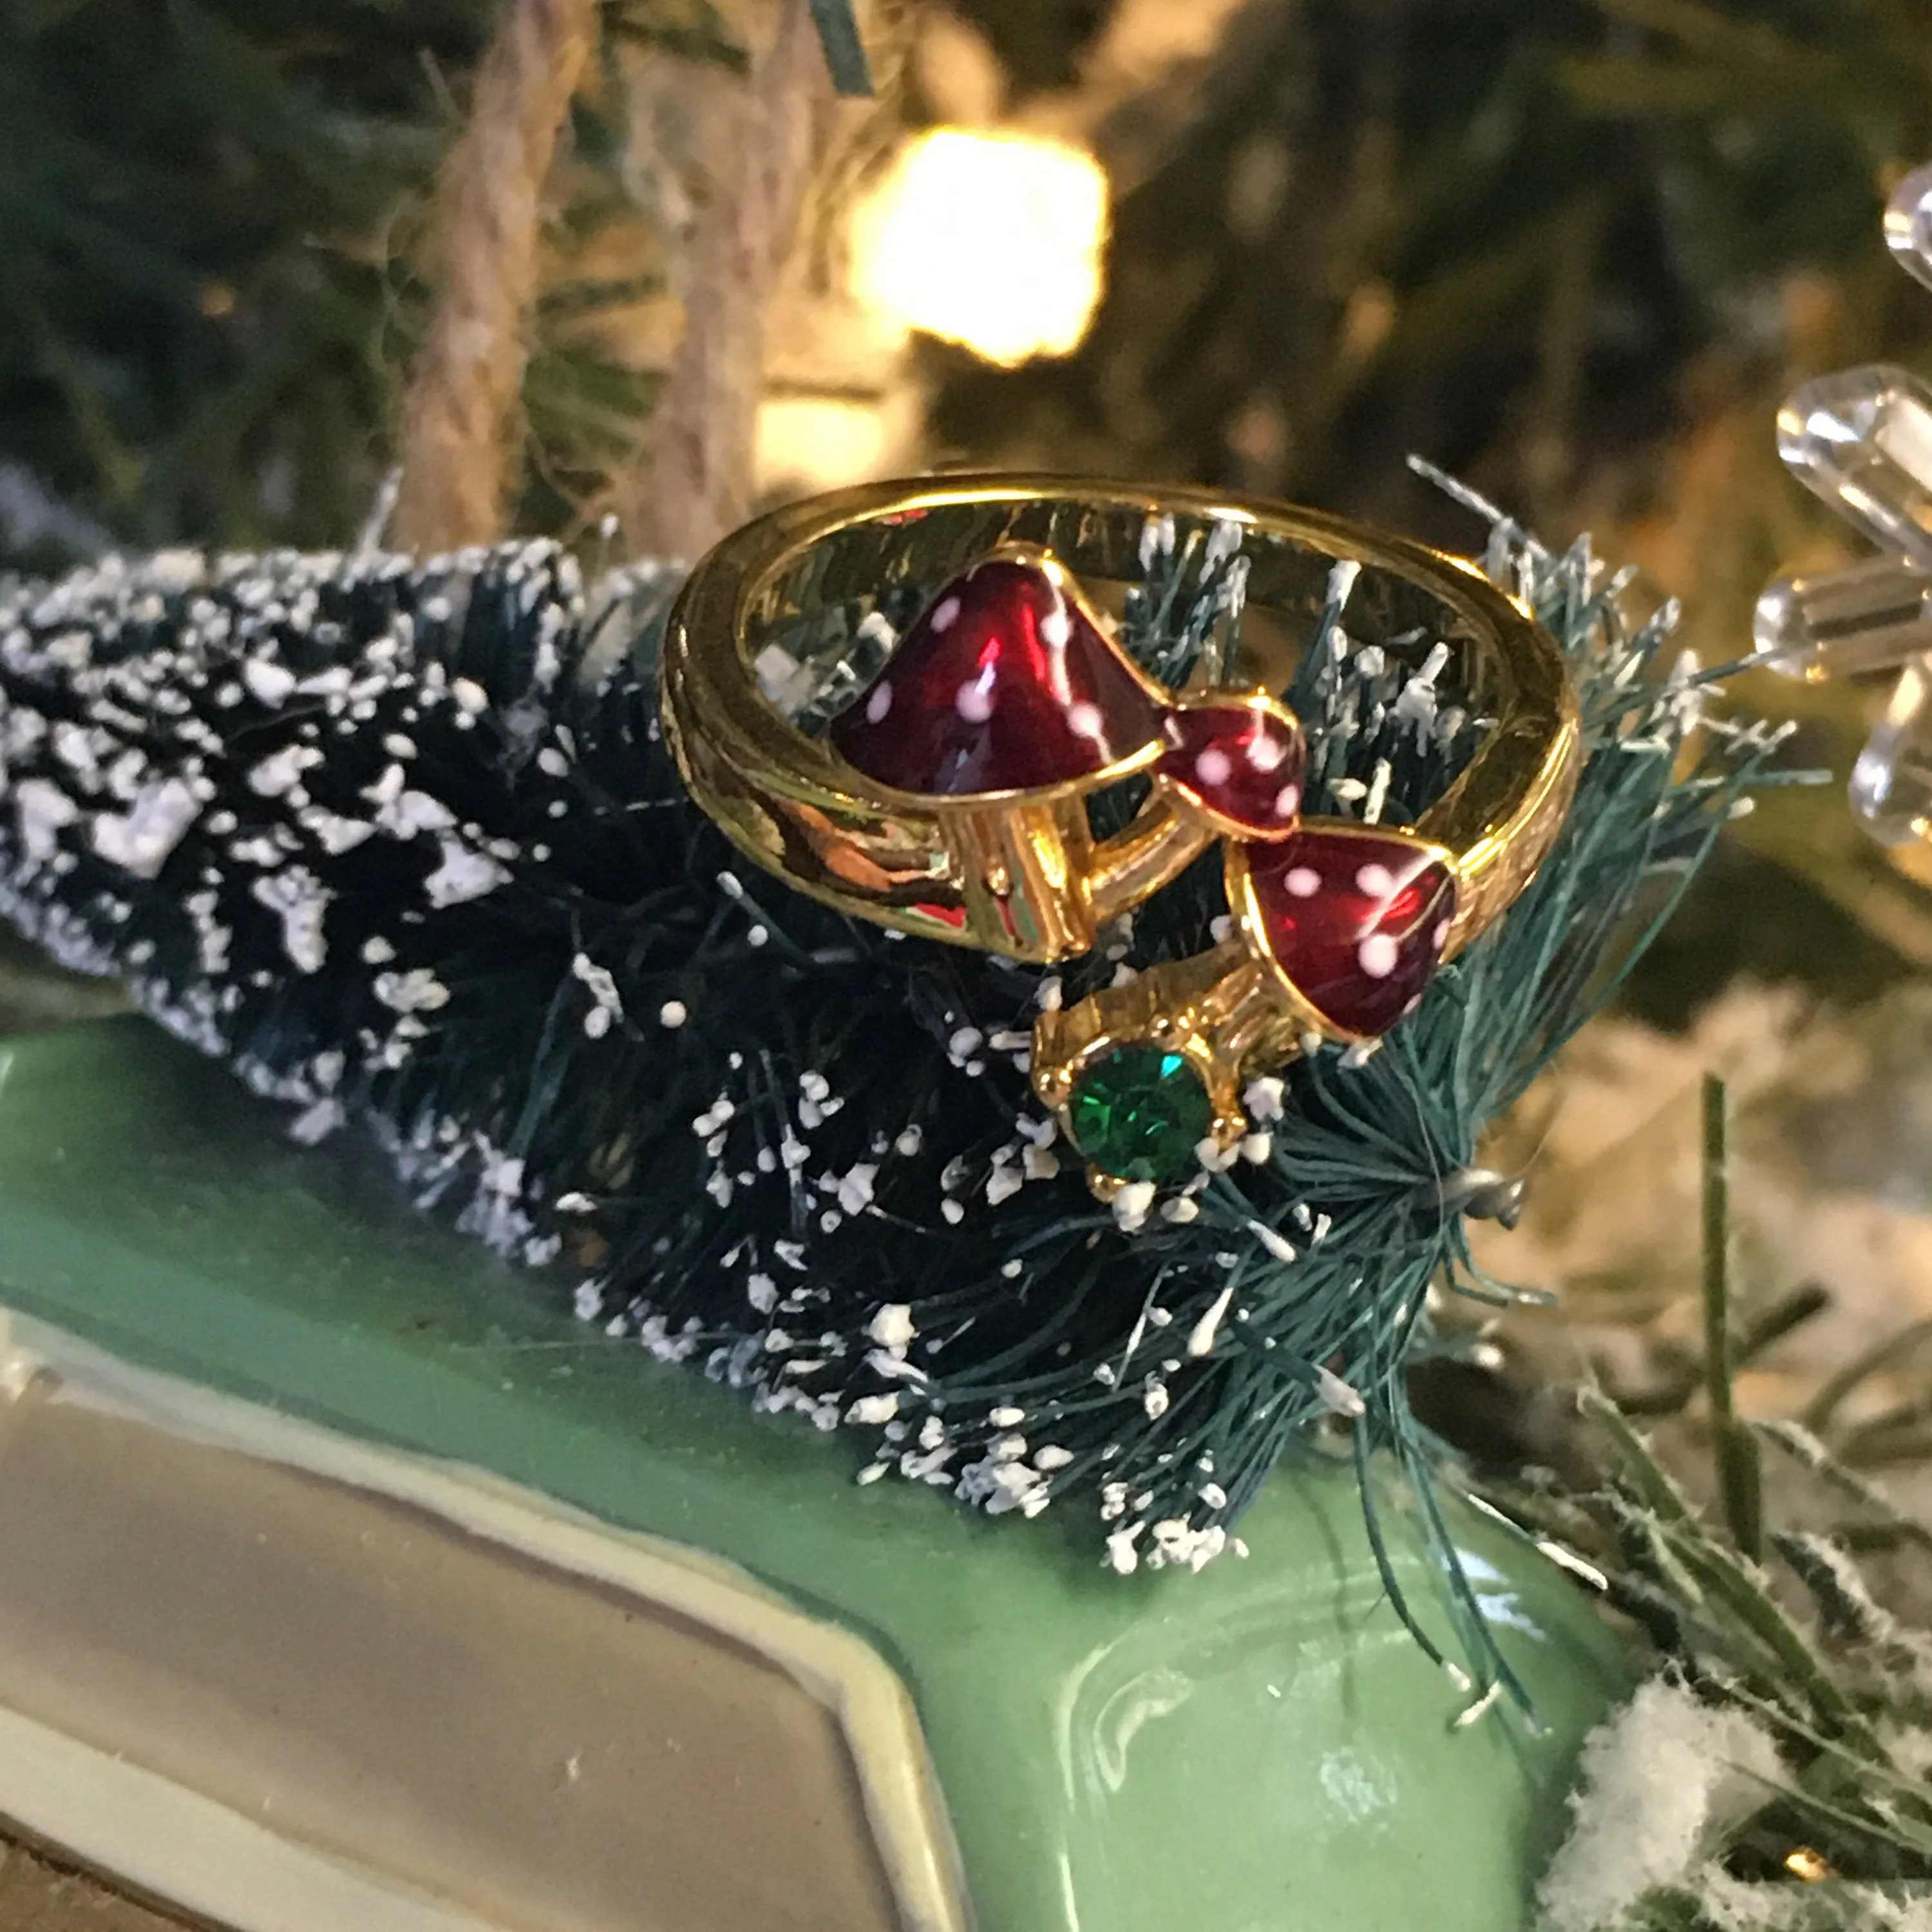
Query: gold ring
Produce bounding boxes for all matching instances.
[662,475,1580,1191]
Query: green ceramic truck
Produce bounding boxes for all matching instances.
[0,1020,1625,1932]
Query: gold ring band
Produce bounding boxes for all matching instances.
[661,475,1580,1191]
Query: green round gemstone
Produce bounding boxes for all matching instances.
[1067,1045,1215,1184]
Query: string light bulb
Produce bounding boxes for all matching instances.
[851,128,1110,368]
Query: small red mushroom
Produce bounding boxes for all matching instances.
[1236,827,1456,1039]
[1155,693,1306,838]
[829,550,1162,795]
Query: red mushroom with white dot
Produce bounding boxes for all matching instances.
[830,551,1164,797]
[1153,693,1307,838]
[1234,828,1457,1040]
[824,547,1179,958]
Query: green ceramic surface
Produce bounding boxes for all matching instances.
[0,1019,1629,1932]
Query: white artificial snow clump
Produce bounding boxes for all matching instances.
[867,1303,916,1352]
[250,866,332,974]
[423,837,509,909]
[1186,1282,1236,1358]
[570,952,624,1037]
[90,777,200,878]
[1314,1366,1365,1418]
[1537,1678,1783,1932]
[1111,1179,1156,1233]
[14,779,77,862]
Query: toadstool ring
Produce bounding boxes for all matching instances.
[663,475,1581,1196]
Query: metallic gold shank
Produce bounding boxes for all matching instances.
[662,474,1576,964]
[1086,792,1219,924]
[1412,557,1582,952]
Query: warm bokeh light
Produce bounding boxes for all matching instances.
[755,392,898,497]
[852,129,1109,368]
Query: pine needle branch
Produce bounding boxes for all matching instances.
[1702,1074,1765,1563]
[1511,1078,1932,1923]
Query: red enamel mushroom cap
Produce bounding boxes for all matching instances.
[1240,826,1457,1039]
[828,551,1163,797]
[1155,693,1306,838]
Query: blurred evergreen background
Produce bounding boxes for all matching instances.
[4,0,1932,1023]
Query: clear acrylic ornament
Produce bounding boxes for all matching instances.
[1755,554,1932,681]
[1850,653,1932,844]
[1777,366,1932,567]
[1886,160,1932,294]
